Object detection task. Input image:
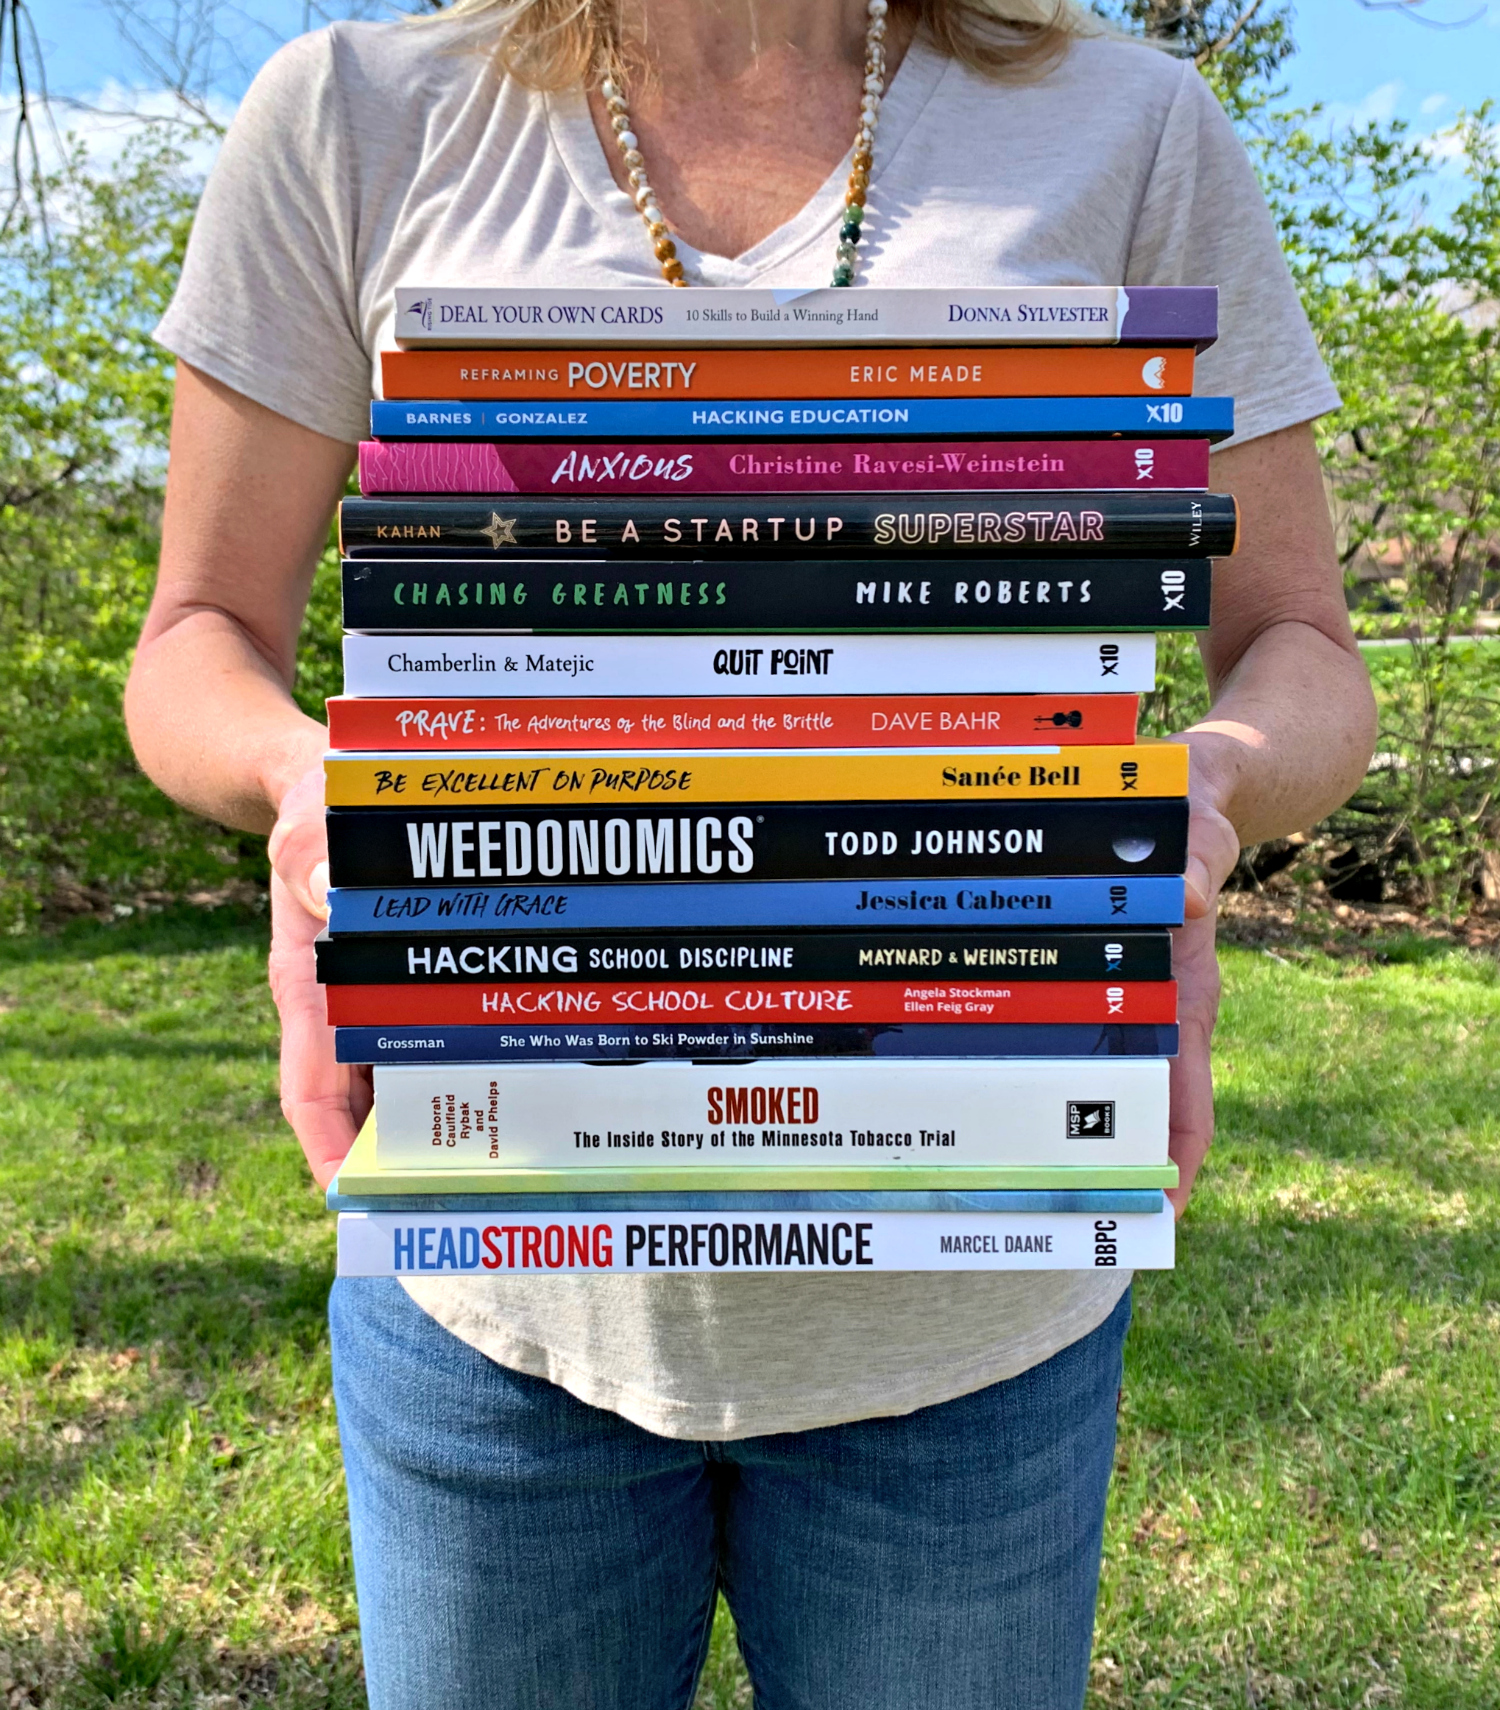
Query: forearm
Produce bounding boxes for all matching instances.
[125,609,327,834]
[1183,617,1378,847]
[125,362,357,834]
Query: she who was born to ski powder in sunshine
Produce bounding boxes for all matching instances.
[128,0,1377,1704]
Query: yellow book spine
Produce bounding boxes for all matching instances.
[324,744,1187,806]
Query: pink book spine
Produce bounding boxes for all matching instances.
[358,438,1210,495]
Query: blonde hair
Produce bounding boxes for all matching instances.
[426,0,1094,91]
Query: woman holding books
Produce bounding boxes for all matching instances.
[127,0,1378,1704]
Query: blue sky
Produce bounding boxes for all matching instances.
[22,0,1500,145]
[1281,1,1500,132]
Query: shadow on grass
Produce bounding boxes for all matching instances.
[0,905,269,969]
[0,1027,277,1062]
[0,1252,337,1520]
[0,1251,334,1358]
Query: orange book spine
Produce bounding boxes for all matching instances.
[380,346,1194,401]
[325,694,1140,752]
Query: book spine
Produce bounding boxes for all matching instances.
[338,493,1239,558]
[341,632,1158,696]
[338,1162,1176,1194]
[325,799,1191,886]
[379,346,1196,400]
[339,558,1212,634]
[338,1206,1175,1273]
[370,1056,1170,1170]
[324,693,1142,752]
[368,396,1235,441]
[326,876,1188,931]
[356,438,1213,496]
[391,285,1217,347]
[315,927,1173,985]
[322,745,1188,808]
[333,1022,1180,1064]
[326,978,1177,1028]
[330,1185,1168,1212]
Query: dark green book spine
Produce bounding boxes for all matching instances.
[340,557,1211,633]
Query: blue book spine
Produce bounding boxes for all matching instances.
[327,876,1186,932]
[334,1023,1179,1064]
[327,1187,1167,1214]
[370,396,1235,442]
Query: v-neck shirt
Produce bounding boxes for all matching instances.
[158,17,1335,1440]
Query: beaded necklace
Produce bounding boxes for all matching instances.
[600,0,888,288]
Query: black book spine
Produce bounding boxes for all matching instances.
[325,799,1189,887]
[340,557,1211,633]
[314,927,1174,985]
[339,493,1239,559]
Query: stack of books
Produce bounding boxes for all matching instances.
[321,285,1235,1278]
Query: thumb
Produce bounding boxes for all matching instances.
[267,770,331,922]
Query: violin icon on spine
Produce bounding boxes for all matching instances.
[1033,710,1085,729]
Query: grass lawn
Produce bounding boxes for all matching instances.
[1,906,1498,1707]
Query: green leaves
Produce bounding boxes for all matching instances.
[0,137,278,924]
[1273,104,1500,906]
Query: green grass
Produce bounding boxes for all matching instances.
[1,910,1497,1706]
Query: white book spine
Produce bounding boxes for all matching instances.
[372,1059,1169,1171]
[341,633,1156,697]
[337,1204,1175,1273]
[393,286,1135,346]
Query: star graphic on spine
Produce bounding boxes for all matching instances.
[481,512,518,549]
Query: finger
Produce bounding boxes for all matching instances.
[1165,915,1221,1215]
[1166,1012,1215,1217]
[280,1088,359,1191]
[269,872,359,1186]
[1184,808,1240,920]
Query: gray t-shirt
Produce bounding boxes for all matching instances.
[157,18,1335,1441]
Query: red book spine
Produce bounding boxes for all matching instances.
[356,439,1211,496]
[325,694,1140,752]
[325,980,1178,1027]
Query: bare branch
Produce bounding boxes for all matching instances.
[1194,0,1270,65]
[1354,0,1487,27]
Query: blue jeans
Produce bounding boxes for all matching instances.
[331,1279,1129,1710]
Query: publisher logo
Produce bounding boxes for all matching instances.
[1067,1101,1115,1139]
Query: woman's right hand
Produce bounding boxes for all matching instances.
[267,759,371,1188]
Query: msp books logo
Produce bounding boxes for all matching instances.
[406,298,434,333]
[1067,1101,1115,1139]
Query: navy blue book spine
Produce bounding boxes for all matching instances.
[369,396,1235,442]
[333,1022,1179,1064]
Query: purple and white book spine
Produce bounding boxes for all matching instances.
[391,286,1218,348]
[358,438,1211,496]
